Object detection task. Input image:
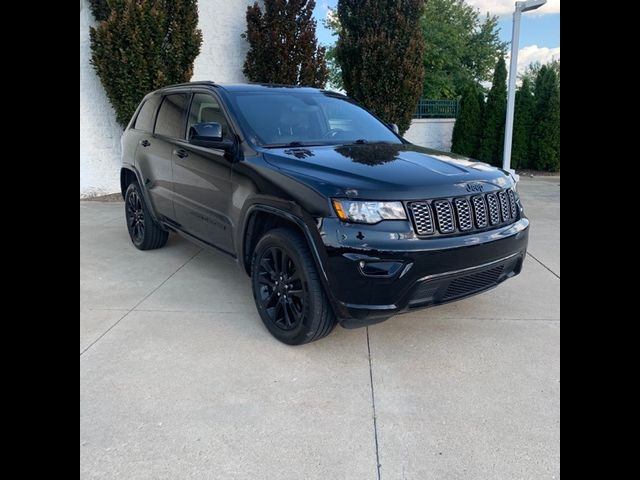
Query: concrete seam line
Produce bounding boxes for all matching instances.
[80,248,203,357]
[526,252,560,279]
[366,327,382,480]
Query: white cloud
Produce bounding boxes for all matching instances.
[511,44,560,74]
[467,0,560,17]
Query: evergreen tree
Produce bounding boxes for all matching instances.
[88,0,111,22]
[90,0,202,127]
[478,55,507,166]
[531,65,560,171]
[511,77,534,169]
[451,85,483,157]
[242,0,328,87]
[335,0,426,135]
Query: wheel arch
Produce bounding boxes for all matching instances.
[120,166,163,225]
[241,205,328,284]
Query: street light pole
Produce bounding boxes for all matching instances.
[502,0,547,174]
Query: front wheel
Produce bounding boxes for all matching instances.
[251,228,336,345]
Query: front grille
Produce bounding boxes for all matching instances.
[407,188,519,237]
[442,265,504,300]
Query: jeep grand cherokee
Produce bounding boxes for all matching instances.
[120,82,529,345]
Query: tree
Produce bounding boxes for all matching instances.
[88,0,111,22]
[242,0,328,87]
[421,0,507,99]
[335,0,426,135]
[522,58,560,86]
[478,56,507,166]
[90,0,202,127]
[511,77,534,169]
[531,65,560,171]
[322,8,343,91]
[451,86,483,157]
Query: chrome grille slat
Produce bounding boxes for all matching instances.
[508,189,517,218]
[407,202,434,235]
[433,200,455,233]
[407,188,518,237]
[471,195,488,228]
[453,198,472,231]
[486,193,500,225]
[498,190,511,221]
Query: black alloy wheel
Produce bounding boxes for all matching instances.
[251,228,336,345]
[126,189,145,244]
[124,182,168,250]
[257,246,305,331]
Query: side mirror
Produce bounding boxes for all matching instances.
[188,122,233,151]
[388,123,400,135]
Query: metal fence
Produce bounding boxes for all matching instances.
[414,99,459,119]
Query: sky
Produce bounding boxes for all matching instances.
[313,0,560,75]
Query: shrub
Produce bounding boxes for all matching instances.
[89,0,202,127]
[451,86,483,157]
[242,0,328,87]
[335,0,426,135]
[531,65,560,171]
[511,77,534,169]
[88,0,111,22]
[478,55,507,166]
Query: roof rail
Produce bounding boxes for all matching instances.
[158,81,218,89]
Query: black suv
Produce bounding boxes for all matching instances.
[120,82,529,344]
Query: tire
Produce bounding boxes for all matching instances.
[124,182,168,250]
[251,227,336,345]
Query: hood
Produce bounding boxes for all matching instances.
[261,143,514,200]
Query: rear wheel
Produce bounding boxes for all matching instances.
[124,182,168,250]
[251,228,336,345]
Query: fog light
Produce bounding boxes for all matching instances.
[359,261,404,278]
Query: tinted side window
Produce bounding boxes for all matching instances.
[133,96,160,132]
[154,93,190,139]
[187,93,232,139]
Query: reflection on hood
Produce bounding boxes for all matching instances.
[334,144,401,166]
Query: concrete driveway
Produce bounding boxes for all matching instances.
[80,177,559,480]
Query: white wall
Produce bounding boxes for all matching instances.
[80,0,123,198]
[192,0,257,83]
[79,0,256,198]
[404,119,456,152]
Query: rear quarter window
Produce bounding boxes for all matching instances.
[133,96,160,132]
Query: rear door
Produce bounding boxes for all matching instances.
[172,90,235,253]
[137,92,190,222]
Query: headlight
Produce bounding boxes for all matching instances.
[331,199,407,224]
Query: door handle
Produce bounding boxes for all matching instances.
[140,139,151,147]
[173,149,189,159]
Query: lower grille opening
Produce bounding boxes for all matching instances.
[442,265,504,300]
[407,258,518,309]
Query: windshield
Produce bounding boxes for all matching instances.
[228,91,402,147]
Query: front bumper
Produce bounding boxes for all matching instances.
[318,217,529,328]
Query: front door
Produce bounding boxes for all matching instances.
[172,91,235,254]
